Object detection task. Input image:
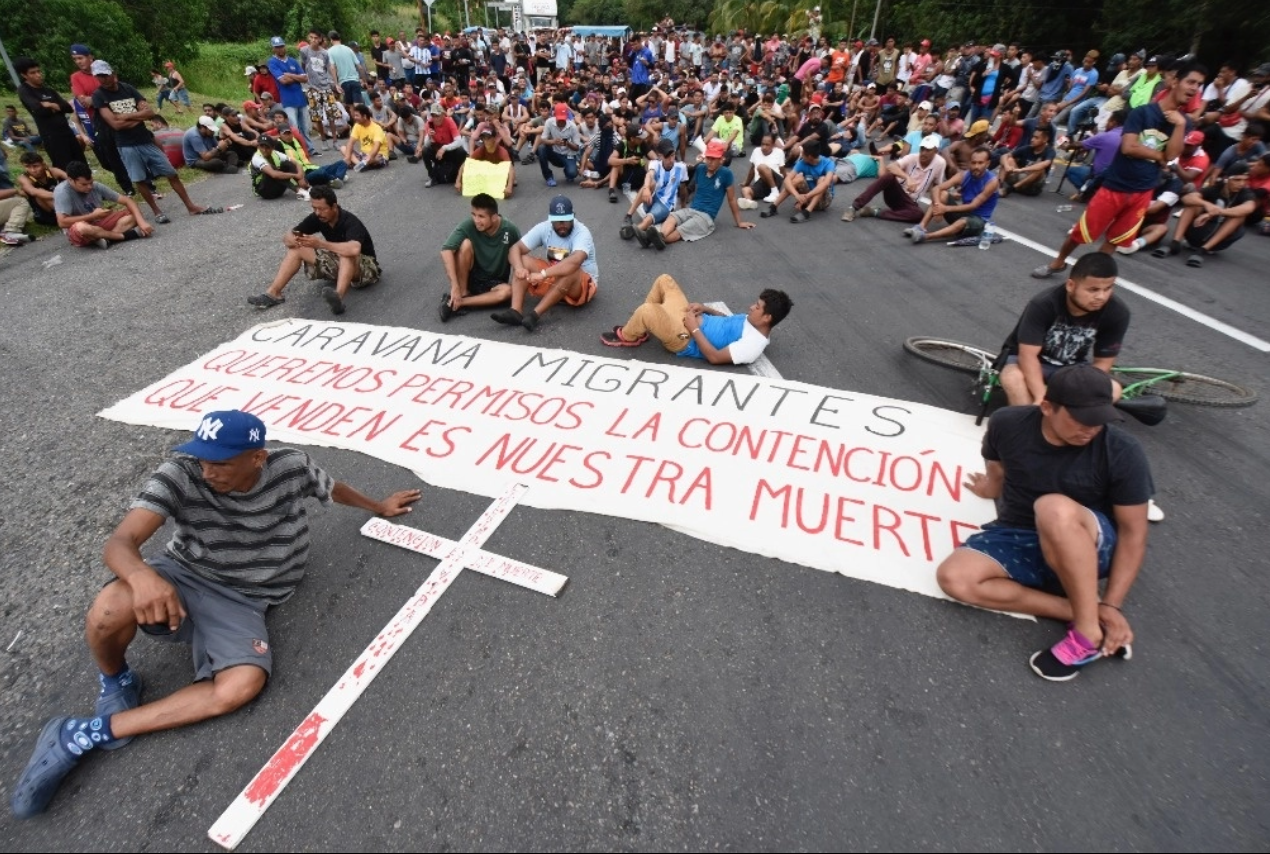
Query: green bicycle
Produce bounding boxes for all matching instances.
[903,337,1259,426]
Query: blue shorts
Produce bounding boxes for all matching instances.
[960,508,1116,594]
[648,199,671,224]
[120,143,177,183]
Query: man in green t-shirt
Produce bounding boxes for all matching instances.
[438,192,522,322]
[704,101,745,165]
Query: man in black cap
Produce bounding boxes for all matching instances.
[10,410,420,819]
[935,363,1153,682]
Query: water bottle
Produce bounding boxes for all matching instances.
[1056,204,1073,213]
[979,223,994,250]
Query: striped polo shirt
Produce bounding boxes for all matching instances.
[131,449,334,605]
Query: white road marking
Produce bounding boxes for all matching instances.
[994,224,1270,353]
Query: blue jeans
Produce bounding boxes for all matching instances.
[1069,98,1106,131]
[305,160,348,185]
[283,103,315,151]
[537,146,577,181]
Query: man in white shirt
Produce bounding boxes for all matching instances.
[841,133,947,223]
[737,132,786,206]
[600,275,793,366]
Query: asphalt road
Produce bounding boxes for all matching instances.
[1,153,1267,852]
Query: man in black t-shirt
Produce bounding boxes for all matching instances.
[1000,252,1129,406]
[248,186,380,315]
[91,61,212,221]
[1155,161,1259,267]
[937,364,1154,681]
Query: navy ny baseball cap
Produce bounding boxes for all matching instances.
[175,410,267,461]
[548,195,574,221]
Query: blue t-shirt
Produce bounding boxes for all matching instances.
[689,162,734,218]
[794,156,835,197]
[1066,67,1099,102]
[182,126,218,166]
[680,313,745,360]
[1039,62,1072,102]
[1100,102,1176,193]
[630,48,654,84]
[961,169,998,220]
[520,219,599,283]
[268,56,307,108]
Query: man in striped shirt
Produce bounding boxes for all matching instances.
[11,410,420,819]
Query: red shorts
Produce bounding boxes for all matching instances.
[524,256,596,306]
[67,210,130,247]
[1070,187,1152,247]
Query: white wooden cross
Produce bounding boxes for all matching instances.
[207,482,565,850]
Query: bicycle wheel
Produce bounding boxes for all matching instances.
[1112,368,1259,408]
[903,337,997,375]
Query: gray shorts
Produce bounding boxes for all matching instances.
[119,143,178,183]
[672,207,715,242]
[136,554,273,681]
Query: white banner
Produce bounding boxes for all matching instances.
[99,320,994,600]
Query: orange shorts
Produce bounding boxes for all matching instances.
[67,210,130,247]
[524,256,596,306]
[1070,187,1152,247]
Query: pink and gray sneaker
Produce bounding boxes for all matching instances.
[1030,628,1103,681]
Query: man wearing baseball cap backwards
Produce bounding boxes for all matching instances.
[936,363,1154,682]
[496,194,598,331]
[10,411,421,818]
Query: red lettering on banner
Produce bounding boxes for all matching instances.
[570,451,609,489]
[748,479,977,561]
[903,510,939,562]
[872,505,910,557]
[950,519,981,548]
[605,407,632,437]
[144,380,239,411]
[400,420,469,457]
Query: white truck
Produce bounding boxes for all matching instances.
[488,0,558,32]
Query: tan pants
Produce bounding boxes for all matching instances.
[0,196,32,234]
[621,274,692,353]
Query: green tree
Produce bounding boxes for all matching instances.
[0,0,151,89]
[204,0,292,41]
[569,0,625,25]
[121,0,209,64]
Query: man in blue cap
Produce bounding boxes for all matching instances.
[10,411,421,819]
[496,194,598,331]
[267,34,317,152]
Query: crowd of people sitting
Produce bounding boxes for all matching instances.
[4,28,1268,256]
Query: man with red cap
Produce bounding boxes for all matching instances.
[10,410,421,819]
[642,139,754,249]
[536,102,581,186]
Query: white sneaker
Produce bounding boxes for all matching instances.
[764,189,780,204]
[295,188,311,201]
[736,197,758,210]
[582,170,599,180]
[1116,238,1146,255]
[1147,499,1165,523]
[1,231,31,244]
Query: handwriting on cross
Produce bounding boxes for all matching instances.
[207,482,565,849]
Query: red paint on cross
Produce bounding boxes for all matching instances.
[243,712,328,806]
